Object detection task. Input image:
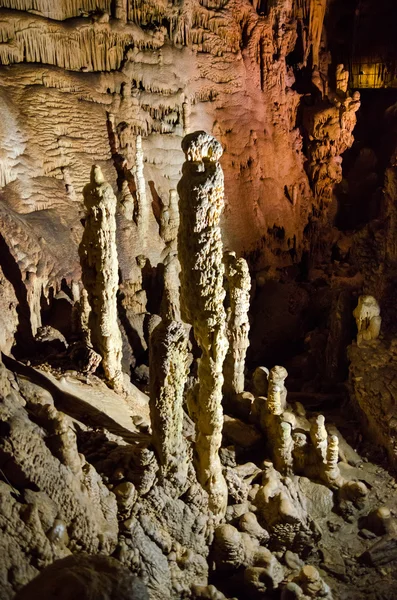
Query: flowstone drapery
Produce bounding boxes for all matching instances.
[177,131,228,517]
[79,165,123,392]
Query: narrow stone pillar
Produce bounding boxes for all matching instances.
[267,366,288,416]
[79,165,123,392]
[149,320,189,480]
[310,415,328,462]
[177,131,228,517]
[134,135,149,236]
[223,251,251,399]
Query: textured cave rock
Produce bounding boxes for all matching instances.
[1,1,397,600]
[14,554,149,600]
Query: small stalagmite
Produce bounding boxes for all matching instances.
[353,295,382,346]
[223,251,251,400]
[149,319,189,479]
[79,165,123,392]
[267,366,288,416]
[177,130,228,517]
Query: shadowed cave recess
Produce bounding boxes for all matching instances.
[1,1,397,599]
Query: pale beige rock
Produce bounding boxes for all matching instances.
[293,564,333,599]
[353,295,382,346]
[223,252,251,399]
[267,366,288,416]
[274,421,294,475]
[178,131,228,518]
[79,165,123,391]
[160,189,179,246]
[161,250,181,321]
[134,135,149,238]
[310,414,328,463]
[336,63,349,96]
[149,319,189,479]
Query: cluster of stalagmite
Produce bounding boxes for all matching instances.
[223,252,251,400]
[79,165,123,392]
[253,365,368,502]
[177,131,229,517]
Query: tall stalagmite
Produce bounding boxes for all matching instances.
[79,165,123,392]
[178,131,228,517]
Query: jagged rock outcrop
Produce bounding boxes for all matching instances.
[0,358,118,599]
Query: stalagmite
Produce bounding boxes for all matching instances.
[336,64,349,96]
[310,415,328,462]
[161,251,181,321]
[274,421,294,475]
[134,135,149,237]
[149,319,189,481]
[353,295,382,347]
[267,366,288,416]
[160,189,180,246]
[177,130,228,517]
[79,165,123,392]
[223,251,251,400]
[182,99,191,135]
[322,434,344,488]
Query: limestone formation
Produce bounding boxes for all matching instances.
[149,319,189,479]
[223,252,251,400]
[160,189,180,246]
[120,256,148,316]
[134,135,149,236]
[14,554,149,600]
[161,250,181,321]
[267,366,288,416]
[336,64,349,96]
[252,366,269,397]
[79,165,123,391]
[292,565,333,599]
[310,414,328,463]
[1,3,397,600]
[178,131,228,517]
[304,86,361,213]
[353,295,382,346]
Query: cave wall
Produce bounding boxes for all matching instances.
[0,0,333,352]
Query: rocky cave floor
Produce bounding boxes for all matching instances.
[2,340,397,600]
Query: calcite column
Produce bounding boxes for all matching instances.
[223,251,251,399]
[177,131,228,517]
[149,320,189,479]
[79,166,123,392]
